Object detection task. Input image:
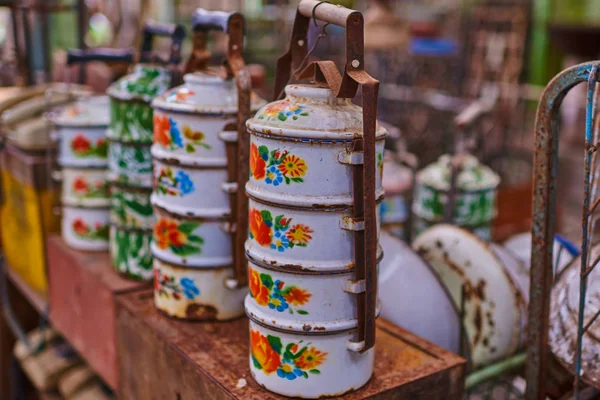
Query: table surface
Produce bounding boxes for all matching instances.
[117,288,467,399]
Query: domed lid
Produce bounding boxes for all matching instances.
[107,64,171,102]
[151,71,266,114]
[247,84,388,140]
[51,95,110,127]
[383,153,413,194]
[417,154,500,191]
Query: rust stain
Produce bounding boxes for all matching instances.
[473,304,483,346]
[186,304,218,320]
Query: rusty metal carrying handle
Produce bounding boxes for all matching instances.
[139,21,186,65]
[188,10,251,288]
[275,1,378,353]
[66,48,134,66]
[274,0,364,100]
[525,62,598,400]
[185,9,245,77]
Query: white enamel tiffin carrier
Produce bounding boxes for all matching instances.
[107,23,185,281]
[151,9,264,321]
[245,4,384,396]
[51,92,111,252]
[413,153,500,240]
[381,151,414,240]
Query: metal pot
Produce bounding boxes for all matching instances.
[109,184,154,229]
[107,139,153,188]
[413,154,500,240]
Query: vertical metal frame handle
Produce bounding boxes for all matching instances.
[139,21,186,65]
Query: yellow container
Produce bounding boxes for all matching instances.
[0,144,60,295]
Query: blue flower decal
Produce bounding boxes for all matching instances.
[276,359,303,380]
[180,277,200,299]
[268,292,289,312]
[176,170,195,195]
[270,231,289,252]
[265,165,283,186]
[169,118,183,148]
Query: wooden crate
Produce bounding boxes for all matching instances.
[116,289,466,399]
[47,236,151,390]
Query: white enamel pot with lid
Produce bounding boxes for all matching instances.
[245,2,384,397]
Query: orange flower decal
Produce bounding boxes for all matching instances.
[72,218,89,235]
[278,154,307,178]
[250,143,266,180]
[251,330,281,374]
[249,268,270,306]
[153,115,171,147]
[72,177,88,194]
[284,287,311,306]
[295,347,327,370]
[71,134,91,153]
[249,208,272,246]
[154,218,186,249]
[286,224,313,247]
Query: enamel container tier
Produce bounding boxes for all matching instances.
[150,68,265,320]
[413,154,500,240]
[62,205,110,251]
[245,83,385,397]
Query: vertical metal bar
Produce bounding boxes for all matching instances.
[573,65,600,399]
[526,62,596,400]
[21,5,34,85]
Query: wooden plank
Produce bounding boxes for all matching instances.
[47,236,151,390]
[116,289,466,399]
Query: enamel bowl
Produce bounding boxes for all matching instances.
[378,231,463,354]
[151,204,232,267]
[504,232,578,278]
[413,224,526,368]
[59,167,109,207]
[109,225,153,281]
[62,205,109,251]
[107,139,153,188]
[109,184,154,229]
[550,243,600,389]
[153,257,245,321]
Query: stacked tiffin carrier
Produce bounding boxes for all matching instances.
[106,23,185,281]
[151,9,265,321]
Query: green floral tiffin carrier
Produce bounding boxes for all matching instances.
[110,226,153,281]
[107,64,171,144]
[413,154,500,232]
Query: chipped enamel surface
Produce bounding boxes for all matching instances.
[413,224,525,368]
[154,257,245,321]
[61,167,109,207]
[245,84,384,397]
[150,204,232,267]
[378,231,463,354]
[61,206,109,251]
[248,318,374,398]
[550,244,600,388]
